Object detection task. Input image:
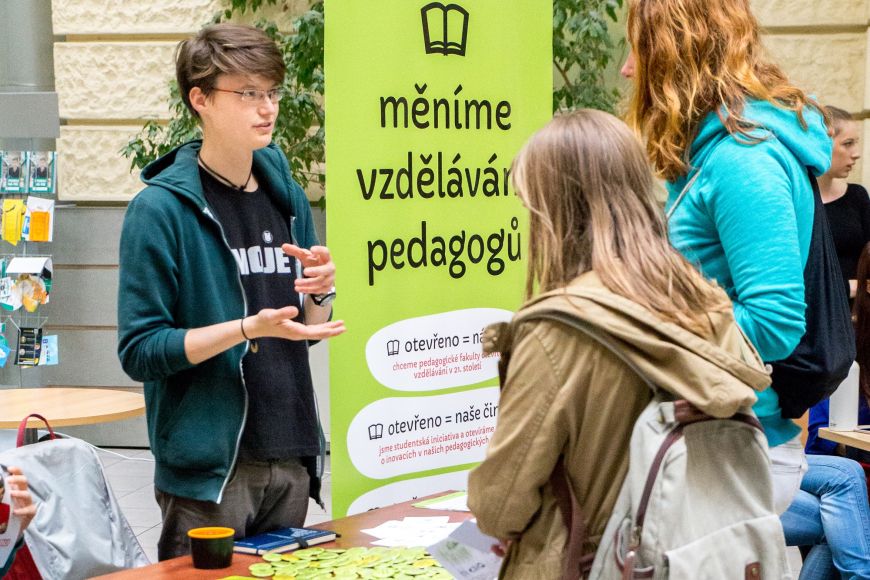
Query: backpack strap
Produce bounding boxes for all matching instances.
[665,168,701,222]
[551,455,595,580]
[514,308,661,395]
[486,317,594,578]
[508,308,665,580]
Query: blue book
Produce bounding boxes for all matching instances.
[233,526,337,555]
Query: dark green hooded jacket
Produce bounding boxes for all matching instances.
[117,141,319,502]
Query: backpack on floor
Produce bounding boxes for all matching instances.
[0,415,150,580]
[506,308,790,580]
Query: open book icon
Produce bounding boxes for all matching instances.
[421,2,469,56]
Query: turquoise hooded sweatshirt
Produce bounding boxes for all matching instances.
[666,100,832,446]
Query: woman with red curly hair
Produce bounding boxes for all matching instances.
[622,0,870,577]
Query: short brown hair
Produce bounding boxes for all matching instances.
[176,23,285,117]
[826,105,854,135]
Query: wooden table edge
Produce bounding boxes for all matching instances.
[8,406,146,428]
[818,427,870,452]
[0,388,145,429]
[90,491,473,579]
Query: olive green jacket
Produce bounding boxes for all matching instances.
[468,271,770,579]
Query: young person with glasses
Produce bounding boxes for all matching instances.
[117,23,345,560]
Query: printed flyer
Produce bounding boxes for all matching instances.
[326,1,551,516]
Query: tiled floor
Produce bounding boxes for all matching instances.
[99,447,332,564]
[100,447,803,572]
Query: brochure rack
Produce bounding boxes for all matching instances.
[0,94,60,385]
[0,175,56,376]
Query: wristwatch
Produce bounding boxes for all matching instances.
[312,287,336,306]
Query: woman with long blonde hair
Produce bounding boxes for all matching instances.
[467,109,771,578]
[622,0,870,577]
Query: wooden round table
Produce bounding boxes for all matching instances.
[0,387,145,442]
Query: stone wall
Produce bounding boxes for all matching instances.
[53,1,870,201]
[752,0,869,179]
[52,0,306,201]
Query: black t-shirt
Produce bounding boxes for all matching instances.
[825,183,870,294]
[201,168,320,460]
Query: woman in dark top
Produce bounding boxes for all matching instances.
[819,106,870,299]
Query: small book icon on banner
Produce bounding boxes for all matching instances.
[421,2,469,56]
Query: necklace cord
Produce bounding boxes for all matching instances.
[198,154,253,191]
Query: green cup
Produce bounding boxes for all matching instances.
[187,526,235,569]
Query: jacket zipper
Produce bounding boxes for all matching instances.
[202,205,249,504]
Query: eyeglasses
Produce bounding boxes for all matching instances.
[212,87,284,104]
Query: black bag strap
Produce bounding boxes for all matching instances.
[769,169,856,417]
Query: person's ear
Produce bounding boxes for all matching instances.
[190,87,208,116]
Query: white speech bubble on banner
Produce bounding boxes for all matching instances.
[348,387,499,480]
[346,470,471,516]
[365,308,511,391]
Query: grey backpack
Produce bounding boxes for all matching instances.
[512,309,790,580]
[588,395,789,580]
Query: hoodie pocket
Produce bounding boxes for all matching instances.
[157,388,237,472]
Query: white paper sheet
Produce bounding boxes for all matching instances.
[428,519,503,580]
[361,516,461,547]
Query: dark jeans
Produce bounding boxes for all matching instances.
[155,457,310,561]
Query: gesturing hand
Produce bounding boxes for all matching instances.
[492,539,511,558]
[282,244,335,296]
[249,306,345,341]
[6,466,36,537]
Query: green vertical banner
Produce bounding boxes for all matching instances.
[325,1,551,517]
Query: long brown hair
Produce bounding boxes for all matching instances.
[624,0,821,181]
[513,109,729,333]
[853,243,870,403]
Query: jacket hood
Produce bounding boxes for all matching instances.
[691,100,831,177]
[139,140,293,214]
[140,140,204,203]
[518,272,771,418]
